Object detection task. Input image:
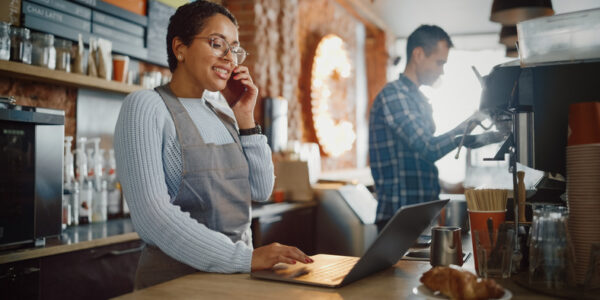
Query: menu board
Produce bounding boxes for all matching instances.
[146,0,175,65]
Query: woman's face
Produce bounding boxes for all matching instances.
[177,13,239,92]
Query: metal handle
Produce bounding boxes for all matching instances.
[107,245,144,256]
[0,96,16,105]
[454,120,472,159]
[259,215,282,225]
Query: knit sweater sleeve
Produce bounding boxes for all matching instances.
[114,90,253,273]
[240,134,274,202]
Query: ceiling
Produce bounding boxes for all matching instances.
[370,0,600,38]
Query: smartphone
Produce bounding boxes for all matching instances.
[222,72,244,107]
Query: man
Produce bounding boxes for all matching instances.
[368,25,503,226]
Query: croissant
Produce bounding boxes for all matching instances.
[420,266,505,300]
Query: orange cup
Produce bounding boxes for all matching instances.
[468,210,506,275]
[272,189,286,203]
[568,102,600,146]
[112,55,129,82]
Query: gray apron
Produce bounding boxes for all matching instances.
[134,85,252,289]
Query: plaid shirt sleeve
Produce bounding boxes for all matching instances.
[380,88,460,162]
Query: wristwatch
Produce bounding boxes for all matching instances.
[239,124,262,136]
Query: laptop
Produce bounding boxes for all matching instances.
[251,199,449,288]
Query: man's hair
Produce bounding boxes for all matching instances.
[406,25,453,64]
[166,0,238,72]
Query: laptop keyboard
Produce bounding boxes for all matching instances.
[308,257,358,281]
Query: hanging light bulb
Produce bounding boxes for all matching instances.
[490,0,554,25]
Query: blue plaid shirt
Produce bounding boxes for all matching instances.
[369,74,461,222]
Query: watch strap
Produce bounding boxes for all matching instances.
[239,124,262,136]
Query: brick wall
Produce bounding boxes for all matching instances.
[0,78,77,138]
[225,0,388,171]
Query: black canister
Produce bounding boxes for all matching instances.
[10,27,32,64]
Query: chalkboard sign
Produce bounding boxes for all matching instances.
[146,0,175,66]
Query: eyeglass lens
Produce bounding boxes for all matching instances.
[209,37,246,65]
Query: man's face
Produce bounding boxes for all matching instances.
[416,40,449,86]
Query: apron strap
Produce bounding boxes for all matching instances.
[204,100,244,153]
[154,84,206,147]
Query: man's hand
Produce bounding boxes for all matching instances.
[251,242,313,271]
[454,111,489,135]
[459,131,506,149]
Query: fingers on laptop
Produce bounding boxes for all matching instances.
[270,243,312,264]
[252,243,313,270]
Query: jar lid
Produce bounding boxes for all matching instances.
[32,32,54,44]
[10,27,30,38]
[54,38,73,47]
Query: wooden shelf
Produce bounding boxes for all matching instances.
[0,60,143,94]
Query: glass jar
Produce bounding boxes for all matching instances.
[0,22,10,60]
[55,38,72,72]
[10,27,32,64]
[32,32,56,69]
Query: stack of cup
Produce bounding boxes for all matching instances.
[566,102,600,285]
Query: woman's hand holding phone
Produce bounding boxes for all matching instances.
[221,65,258,129]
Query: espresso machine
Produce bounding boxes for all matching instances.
[478,59,600,270]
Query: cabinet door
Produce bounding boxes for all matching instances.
[40,240,143,300]
[252,207,315,255]
[0,259,41,300]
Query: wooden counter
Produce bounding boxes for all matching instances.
[112,223,578,300]
[113,259,560,300]
[0,201,316,265]
[0,218,139,264]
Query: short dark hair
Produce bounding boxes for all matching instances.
[406,25,453,64]
[166,0,238,72]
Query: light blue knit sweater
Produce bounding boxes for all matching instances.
[114,89,274,273]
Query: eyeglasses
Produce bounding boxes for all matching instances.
[195,36,248,65]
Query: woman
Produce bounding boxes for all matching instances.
[114,1,312,289]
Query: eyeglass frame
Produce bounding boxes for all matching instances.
[193,35,249,65]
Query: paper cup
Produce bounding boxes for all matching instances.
[112,55,129,82]
[568,102,600,146]
[468,210,506,275]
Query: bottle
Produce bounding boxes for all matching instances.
[9,27,31,64]
[64,137,75,185]
[54,38,71,72]
[0,21,10,60]
[79,180,93,224]
[71,182,80,226]
[92,180,107,222]
[107,149,122,219]
[86,148,95,179]
[63,136,75,227]
[74,137,87,184]
[62,193,71,229]
[31,32,56,69]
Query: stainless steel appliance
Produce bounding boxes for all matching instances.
[0,99,64,249]
[479,59,600,202]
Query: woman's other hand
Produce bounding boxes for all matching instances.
[221,65,258,129]
[251,242,313,271]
